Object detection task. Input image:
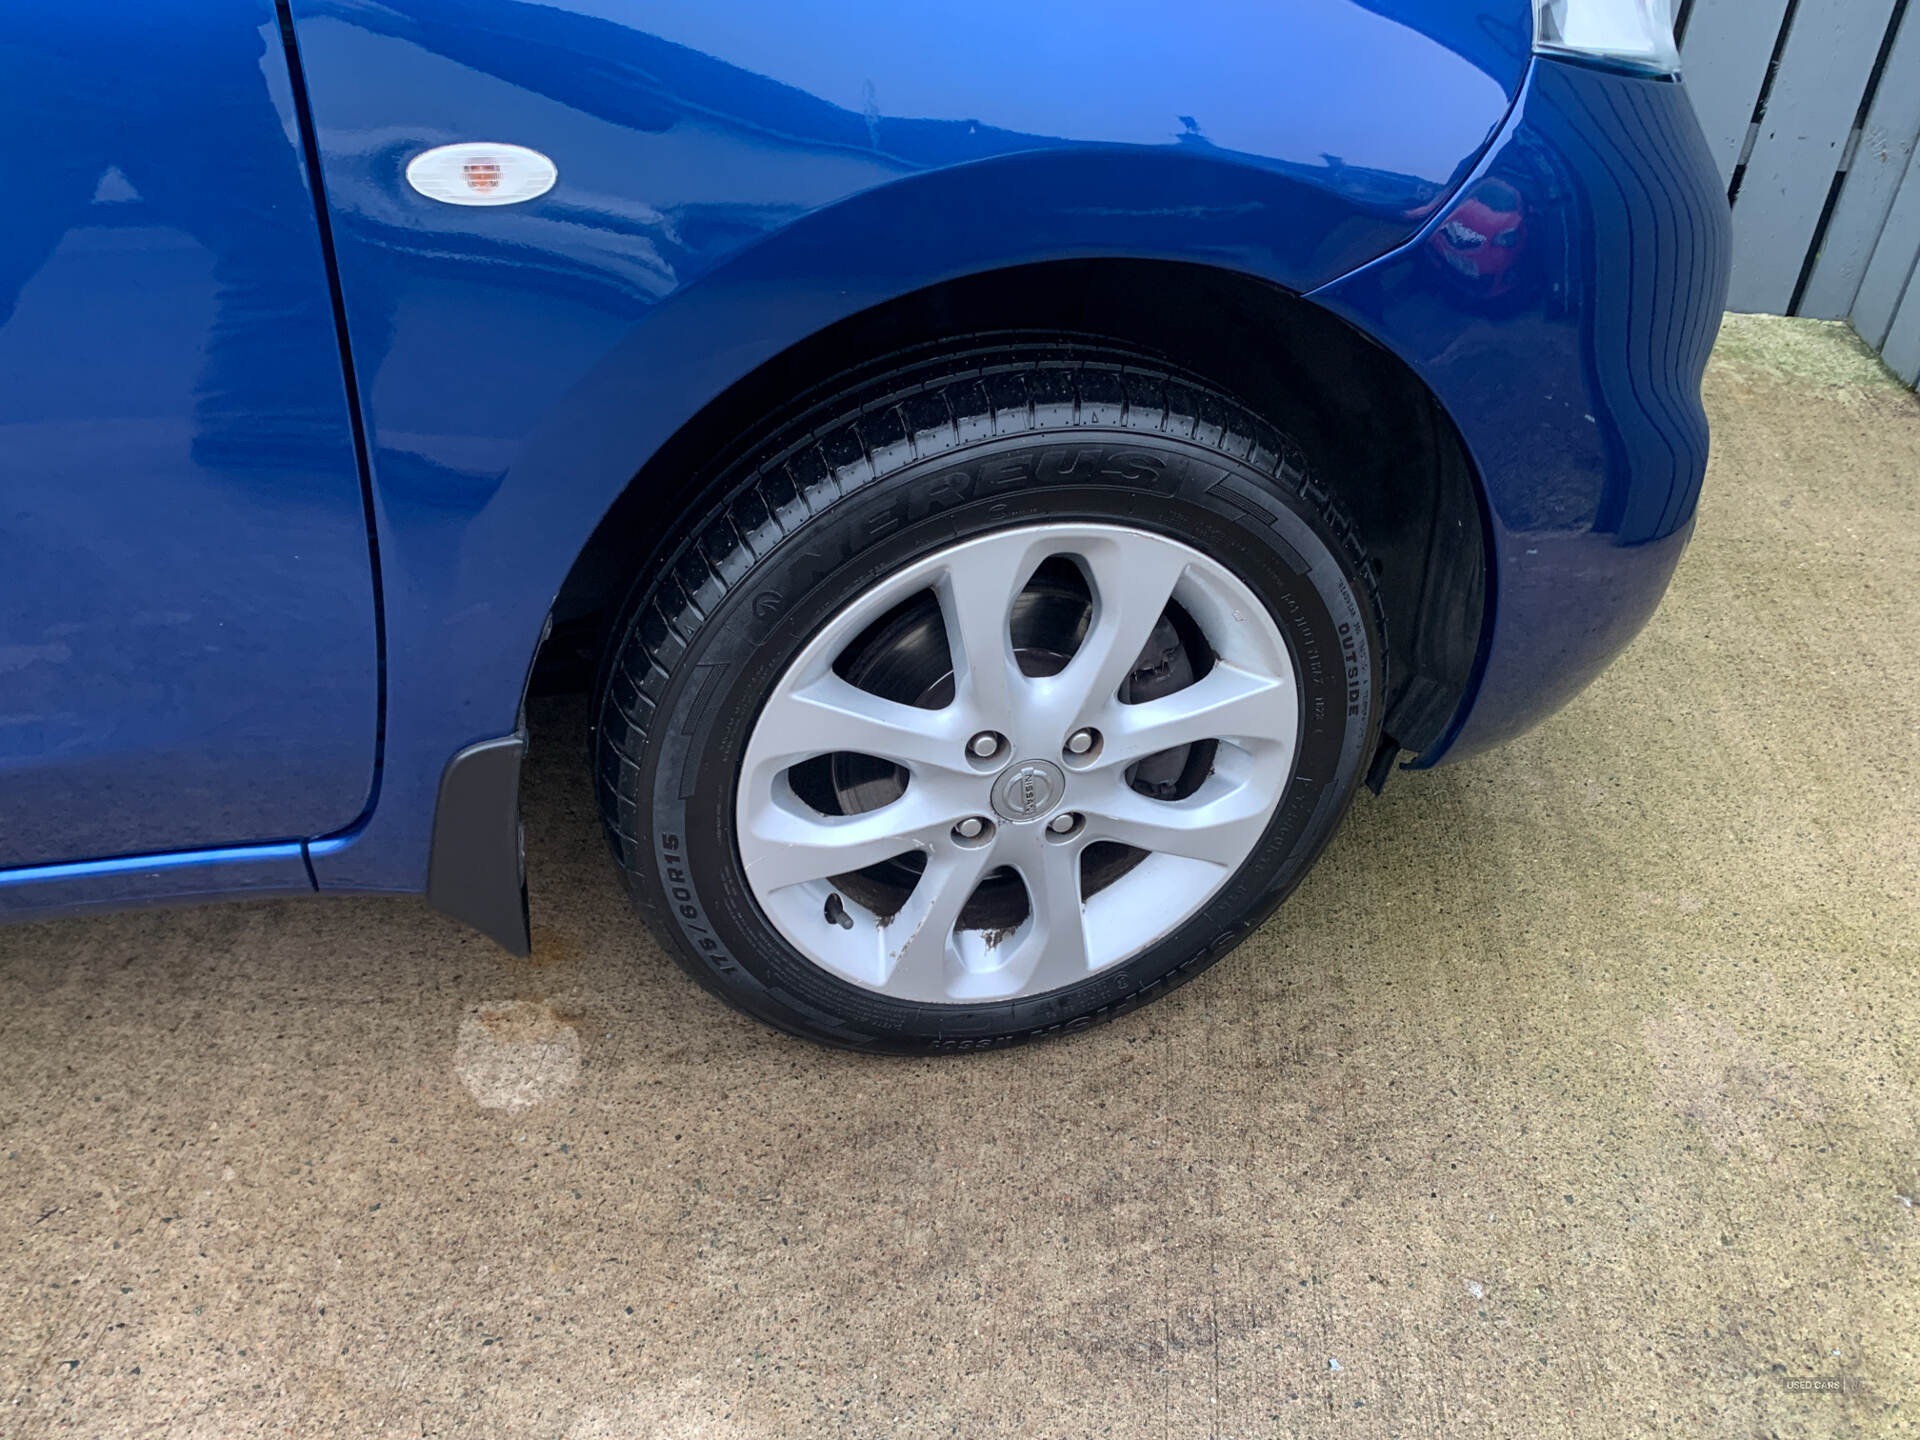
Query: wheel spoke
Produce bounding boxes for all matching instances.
[878,843,999,992]
[749,672,965,775]
[1079,781,1275,868]
[1096,663,1292,768]
[1013,838,1094,994]
[1046,535,1190,728]
[739,795,947,893]
[933,533,1043,723]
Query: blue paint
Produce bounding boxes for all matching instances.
[1315,61,1730,761]
[0,0,379,867]
[0,842,315,921]
[0,0,1728,928]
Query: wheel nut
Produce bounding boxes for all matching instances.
[1065,728,1097,756]
[954,817,986,840]
[969,732,1000,759]
[1048,812,1078,834]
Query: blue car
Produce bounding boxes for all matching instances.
[0,0,1728,1050]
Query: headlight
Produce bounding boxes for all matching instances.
[1533,0,1681,76]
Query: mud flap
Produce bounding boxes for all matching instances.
[426,734,531,956]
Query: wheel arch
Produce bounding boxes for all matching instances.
[331,153,1500,945]
[541,257,1491,765]
[292,0,1524,920]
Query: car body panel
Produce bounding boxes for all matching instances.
[0,1,1731,935]
[0,844,317,923]
[0,0,380,869]
[1312,59,1731,761]
[281,0,1530,892]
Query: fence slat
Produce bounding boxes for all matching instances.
[1800,6,1920,318]
[1681,0,1793,189]
[1727,0,1900,313]
[1885,278,1920,383]
[1852,146,1920,347]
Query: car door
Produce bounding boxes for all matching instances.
[0,0,379,867]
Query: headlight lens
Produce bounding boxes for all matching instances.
[1533,0,1681,75]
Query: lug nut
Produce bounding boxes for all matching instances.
[1048,812,1079,834]
[1065,728,1097,756]
[954,817,986,840]
[968,732,1001,759]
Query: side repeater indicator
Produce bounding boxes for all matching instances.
[405,143,557,207]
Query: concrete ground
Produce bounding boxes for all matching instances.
[3,316,1917,1439]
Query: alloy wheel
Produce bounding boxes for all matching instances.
[735,524,1300,1004]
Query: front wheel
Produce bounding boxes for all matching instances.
[594,344,1382,1053]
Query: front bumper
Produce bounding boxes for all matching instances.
[1311,57,1732,762]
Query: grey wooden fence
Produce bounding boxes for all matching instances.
[1680,0,1920,385]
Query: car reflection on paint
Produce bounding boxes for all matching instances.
[1431,176,1527,295]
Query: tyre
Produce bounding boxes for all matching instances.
[594,340,1383,1053]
